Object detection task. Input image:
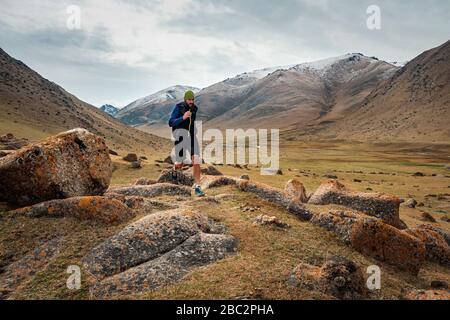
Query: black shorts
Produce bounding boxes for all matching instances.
[174,135,199,162]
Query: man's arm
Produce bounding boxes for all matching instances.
[168,105,184,128]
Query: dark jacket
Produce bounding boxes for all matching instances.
[168,102,198,136]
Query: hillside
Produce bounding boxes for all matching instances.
[297,40,450,143]
[0,48,169,155]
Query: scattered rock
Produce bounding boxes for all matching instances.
[413,172,425,177]
[290,256,368,300]
[204,166,223,176]
[284,179,309,203]
[441,216,450,223]
[134,177,156,186]
[11,196,134,224]
[353,179,362,183]
[308,180,403,228]
[253,215,289,228]
[323,174,338,179]
[240,174,250,180]
[107,183,192,198]
[404,198,418,208]
[140,156,148,160]
[431,281,448,289]
[163,156,174,164]
[420,212,436,223]
[108,149,118,156]
[406,289,450,300]
[131,160,142,169]
[0,129,112,206]
[276,169,283,175]
[123,153,138,162]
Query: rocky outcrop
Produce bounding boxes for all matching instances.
[284,179,309,203]
[406,225,450,267]
[289,256,368,300]
[106,183,192,198]
[0,129,112,206]
[157,169,195,186]
[238,180,313,221]
[308,180,403,228]
[311,210,426,275]
[90,233,237,298]
[253,215,289,228]
[83,209,237,298]
[11,196,134,224]
[201,175,239,190]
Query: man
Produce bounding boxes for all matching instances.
[168,90,205,197]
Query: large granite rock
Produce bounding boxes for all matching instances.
[0,129,112,206]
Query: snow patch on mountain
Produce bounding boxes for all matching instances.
[100,104,119,116]
[121,85,200,114]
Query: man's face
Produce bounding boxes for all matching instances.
[186,99,194,107]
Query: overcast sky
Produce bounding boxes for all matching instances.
[0,0,449,108]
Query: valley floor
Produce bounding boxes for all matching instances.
[1,141,450,299]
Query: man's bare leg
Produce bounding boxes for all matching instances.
[192,155,205,196]
[192,155,201,184]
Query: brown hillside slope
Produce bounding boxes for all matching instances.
[0,48,169,154]
[308,40,450,143]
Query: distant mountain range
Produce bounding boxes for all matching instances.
[115,40,450,143]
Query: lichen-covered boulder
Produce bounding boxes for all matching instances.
[308,180,403,228]
[290,256,368,300]
[11,196,133,224]
[90,232,237,298]
[238,180,313,221]
[311,210,426,275]
[284,179,309,203]
[351,218,425,275]
[106,183,192,198]
[0,129,112,206]
[406,225,450,267]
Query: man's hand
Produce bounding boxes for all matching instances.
[183,111,192,120]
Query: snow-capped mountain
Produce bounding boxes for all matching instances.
[197,53,399,129]
[100,104,119,116]
[118,85,200,115]
[115,54,399,132]
[115,85,200,126]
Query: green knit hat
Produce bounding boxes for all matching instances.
[184,90,195,100]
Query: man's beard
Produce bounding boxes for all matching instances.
[187,102,194,108]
